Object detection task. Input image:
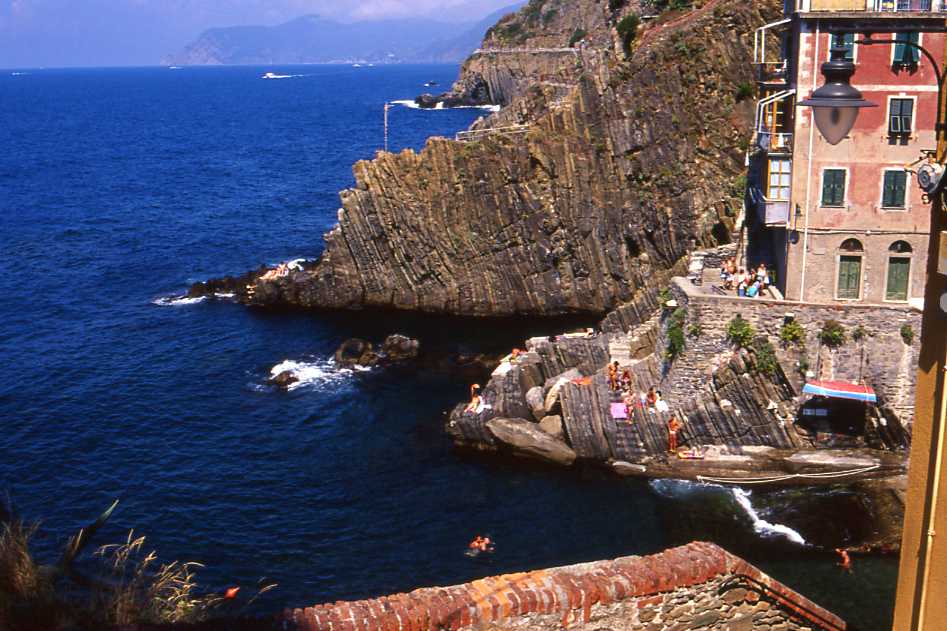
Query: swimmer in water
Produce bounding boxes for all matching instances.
[835,548,852,573]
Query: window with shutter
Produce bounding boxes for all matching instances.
[837,255,862,299]
[886,257,910,301]
[882,170,907,208]
[893,32,919,66]
[821,169,846,207]
[889,98,913,136]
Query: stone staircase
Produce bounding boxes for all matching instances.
[607,310,662,368]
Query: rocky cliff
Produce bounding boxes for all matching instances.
[193,0,778,318]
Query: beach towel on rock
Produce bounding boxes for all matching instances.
[610,402,628,419]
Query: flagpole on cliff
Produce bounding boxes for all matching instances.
[384,102,390,152]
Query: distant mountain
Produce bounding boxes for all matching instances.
[413,3,525,63]
[164,10,519,66]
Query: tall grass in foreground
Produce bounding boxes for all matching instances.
[0,499,275,630]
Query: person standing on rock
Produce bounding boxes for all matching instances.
[667,415,683,453]
[464,384,482,414]
[608,361,620,392]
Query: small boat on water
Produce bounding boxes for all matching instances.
[424,81,439,87]
[262,72,291,79]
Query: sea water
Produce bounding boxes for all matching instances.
[0,65,896,630]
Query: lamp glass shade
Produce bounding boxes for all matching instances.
[812,105,859,145]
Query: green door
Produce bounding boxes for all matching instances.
[886,257,910,301]
[837,256,861,299]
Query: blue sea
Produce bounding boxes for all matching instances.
[0,64,897,629]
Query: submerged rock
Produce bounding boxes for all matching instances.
[381,334,420,362]
[334,338,379,368]
[270,370,299,388]
[485,417,576,466]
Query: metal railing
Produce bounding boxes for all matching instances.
[455,124,530,142]
[755,131,794,153]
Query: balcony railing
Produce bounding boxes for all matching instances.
[798,0,945,10]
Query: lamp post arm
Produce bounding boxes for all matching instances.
[856,37,943,91]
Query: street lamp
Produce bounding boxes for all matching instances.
[798,45,876,145]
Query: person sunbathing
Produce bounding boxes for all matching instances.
[464,384,482,413]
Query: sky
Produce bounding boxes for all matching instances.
[0,0,514,68]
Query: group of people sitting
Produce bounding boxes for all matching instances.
[260,260,304,282]
[719,258,772,298]
[608,361,672,417]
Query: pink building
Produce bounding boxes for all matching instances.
[748,1,942,307]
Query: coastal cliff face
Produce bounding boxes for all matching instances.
[196,0,777,317]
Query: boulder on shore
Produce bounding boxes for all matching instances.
[539,415,564,440]
[485,417,576,466]
[525,386,545,421]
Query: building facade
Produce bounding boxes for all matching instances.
[748,0,943,308]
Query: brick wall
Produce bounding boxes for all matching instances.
[669,277,921,427]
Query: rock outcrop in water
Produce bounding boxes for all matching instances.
[194,0,777,317]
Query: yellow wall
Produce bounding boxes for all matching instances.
[808,0,868,10]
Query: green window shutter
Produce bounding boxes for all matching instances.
[883,171,907,208]
[838,256,862,299]
[894,32,919,65]
[886,257,910,301]
[822,169,845,206]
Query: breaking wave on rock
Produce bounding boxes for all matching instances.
[268,358,370,391]
[152,292,234,306]
[649,479,807,546]
[390,99,499,112]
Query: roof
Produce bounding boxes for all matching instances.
[803,380,878,403]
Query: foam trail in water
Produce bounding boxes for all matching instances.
[731,488,807,545]
[152,295,207,306]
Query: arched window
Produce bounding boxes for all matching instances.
[837,239,863,300]
[886,241,913,301]
[889,240,913,254]
[840,238,864,252]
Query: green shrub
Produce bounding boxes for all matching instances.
[568,27,587,47]
[727,315,755,348]
[852,325,866,342]
[687,323,702,338]
[753,338,779,376]
[901,324,915,345]
[658,287,672,307]
[666,307,686,360]
[779,320,806,347]
[736,82,754,102]
[798,356,810,377]
[820,320,846,348]
[542,8,558,24]
[616,14,640,53]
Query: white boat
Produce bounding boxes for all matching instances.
[262,72,290,79]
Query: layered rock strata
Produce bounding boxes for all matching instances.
[192,0,776,317]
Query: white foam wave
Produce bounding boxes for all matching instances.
[262,72,305,80]
[152,295,207,306]
[731,488,807,546]
[268,358,369,390]
[11,72,28,76]
[648,479,806,546]
[390,99,499,112]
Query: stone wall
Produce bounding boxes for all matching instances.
[668,276,922,428]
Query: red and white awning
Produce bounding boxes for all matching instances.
[802,380,877,403]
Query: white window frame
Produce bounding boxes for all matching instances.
[886,94,917,138]
[827,32,859,64]
[883,254,913,303]
[767,157,792,201]
[879,167,910,212]
[819,166,849,209]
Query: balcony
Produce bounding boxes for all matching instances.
[756,61,788,84]
[798,0,945,10]
[748,187,793,226]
